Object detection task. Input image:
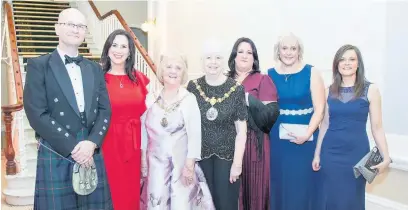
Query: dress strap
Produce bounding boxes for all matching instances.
[303,64,313,77]
[362,81,371,101]
[268,67,277,75]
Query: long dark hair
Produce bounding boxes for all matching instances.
[100,29,137,83]
[330,44,366,98]
[227,37,260,78]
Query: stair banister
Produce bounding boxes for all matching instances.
[74,0,160,91]
[1,1,24,176]
[87,0,156,73]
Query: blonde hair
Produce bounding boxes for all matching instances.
[273,32,304,62]
[157,53,189,85]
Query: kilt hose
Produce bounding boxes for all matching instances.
[34,139,113,210]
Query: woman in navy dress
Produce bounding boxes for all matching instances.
[313,44,391,210]
[268,33,325,210]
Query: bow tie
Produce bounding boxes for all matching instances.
[64,55,83,65]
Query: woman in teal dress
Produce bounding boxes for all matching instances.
[268,33,325,210]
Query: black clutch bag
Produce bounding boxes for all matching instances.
[353,146,384,184]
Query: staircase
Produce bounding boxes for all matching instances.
[13,0,101,69]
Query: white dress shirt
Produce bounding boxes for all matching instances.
[57,47,85,112]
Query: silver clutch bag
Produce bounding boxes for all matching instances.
[353,146,384,184]
[279,123,313,141]
[72,162,98,195]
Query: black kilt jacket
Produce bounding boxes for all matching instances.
[23,49,113,210]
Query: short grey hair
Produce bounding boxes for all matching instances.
[273,32,304,62]
[201,38,225,56]
[157,53,189,85]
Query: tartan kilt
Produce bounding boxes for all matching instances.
[34,139,113,210]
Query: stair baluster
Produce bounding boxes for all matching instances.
[2,1,24,176]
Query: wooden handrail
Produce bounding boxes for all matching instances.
[87,0,156,74]
[2,2,24,175]
[1,104,24,175]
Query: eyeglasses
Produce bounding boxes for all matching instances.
[57,22,87,30]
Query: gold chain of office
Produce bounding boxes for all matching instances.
[193,79,239,121]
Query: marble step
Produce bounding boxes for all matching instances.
[3,173,35,206]
[3,188,34,206]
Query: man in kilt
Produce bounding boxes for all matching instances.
[23,8,113,210]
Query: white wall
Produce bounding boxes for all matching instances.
[149,0,408,130]
[92,1,147,28]
[149,0,388,83]
[382,2,408,136]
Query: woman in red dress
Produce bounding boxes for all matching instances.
[101,29,149,210]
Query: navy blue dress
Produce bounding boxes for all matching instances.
[268,64,318,210]
[318,83,371,210]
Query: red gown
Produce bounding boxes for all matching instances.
[239,73,277,210]
[103,71,149,210]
